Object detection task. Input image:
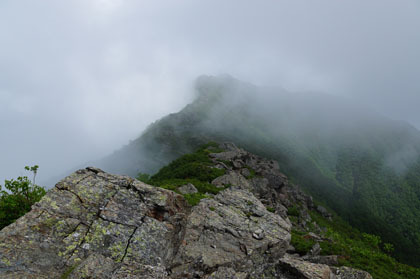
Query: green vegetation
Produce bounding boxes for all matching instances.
[183,193,210,206]
[287,205,300,217]
[137,143,227,206]
[291,208,420,279]
[149,144,225,182]
[291,230,316,255]
[244,165,258,179]
[0,165,46,229]
[266,206,275,213]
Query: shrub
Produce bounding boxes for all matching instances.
[138,143,227,206]
[183,193,209,206]
[266,206,275,213]
[0,166,46,229]
[288,205,300,217]
[291,231,316,255]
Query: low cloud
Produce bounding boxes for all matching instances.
[1,0,419,185]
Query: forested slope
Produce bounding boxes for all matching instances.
[97,75,420,266]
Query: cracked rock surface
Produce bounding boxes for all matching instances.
[0,144,372,279]
[0,167,187,279]
[171,187,291,278]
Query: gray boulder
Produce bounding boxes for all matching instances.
[211,171,251,189]
[178,183,198,194]
[171,187,291,278]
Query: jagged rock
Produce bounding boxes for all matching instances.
[211,171,251,189]
[240,167,251,177]
[299,209,313,230]
[170,187,291,277]
[279,255,372,279]
[0,167,188,279]
[232,159,244,169]
[317,205,332,218]
[178,183,198,194]
[309,242,321,256]
[211,143,290,219]
[212,143,286,181]
[332,266,373,279]
[210,148,242,161]
[305,255,339,266]
[278,254,333,279]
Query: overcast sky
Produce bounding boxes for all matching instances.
[1,0,419,186]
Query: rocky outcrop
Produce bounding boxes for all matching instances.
[171,187,291,278]
[0,144,372,279]
[0,167,188,278]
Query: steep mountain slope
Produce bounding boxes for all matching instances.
[97,75,420,266]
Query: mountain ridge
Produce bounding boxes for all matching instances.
[0,142,379,278]
[96,75,420,266]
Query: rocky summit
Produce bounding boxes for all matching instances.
[0,143,372,278]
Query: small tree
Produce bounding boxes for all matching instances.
[0,165,46,229]
[24,165,39,185]
[362,232,382,250]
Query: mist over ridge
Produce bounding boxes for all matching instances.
[99,74,420,176]
[94,74,420,266]
[1,0,420,187]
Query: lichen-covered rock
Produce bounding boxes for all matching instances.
[170,187,291,278]
[68,253,115,279]
[331,266,373,279]
[0,167,188,279]
[278,254,334,279]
